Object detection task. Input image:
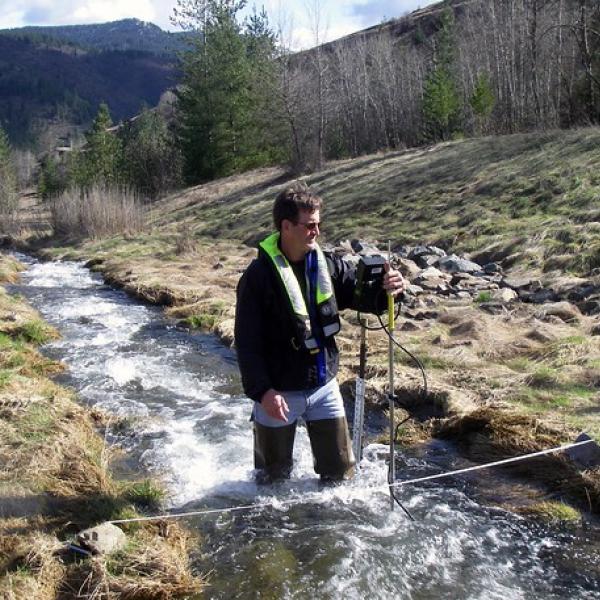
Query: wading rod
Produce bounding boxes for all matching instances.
[387,240,396,511]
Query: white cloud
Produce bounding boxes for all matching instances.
[1,0,439,40]
[1,0,162,28]
[71,0,157,24]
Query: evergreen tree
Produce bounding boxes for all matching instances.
[74,103,123,186]
[0,125,18,229]
[175,0,280,182]
[421,9,462,142]
[120,107,183,199]
[38,155,65,199]
[470,73,495,134]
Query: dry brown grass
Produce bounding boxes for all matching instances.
[0,280,204,598]
[431,407,600,512]
[51,185,145,239]
[0,255,24,284]
[62,526,203,600]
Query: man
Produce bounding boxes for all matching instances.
[235,183,404,483]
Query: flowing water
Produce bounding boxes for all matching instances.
[9,256,600,599]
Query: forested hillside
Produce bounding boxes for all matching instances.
[279,0,600,169]
[0,26,178,147]
[0,18,186,55]
[166,0,600,184]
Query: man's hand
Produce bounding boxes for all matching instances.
[383,262,405,297]
[260,388,290,422]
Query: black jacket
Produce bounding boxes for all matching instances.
[235,249,359,402]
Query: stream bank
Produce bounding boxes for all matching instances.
[3,251,600,598]
[22,233,600,521]
[0,253,203,599]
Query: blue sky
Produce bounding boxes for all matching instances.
[2,1,439,48]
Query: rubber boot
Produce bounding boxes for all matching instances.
[306,417,355,482]
[253,422,297,484]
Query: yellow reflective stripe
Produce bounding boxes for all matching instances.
[315,245,333,305]
[259,232,309,317]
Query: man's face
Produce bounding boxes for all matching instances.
[283,209,321,258]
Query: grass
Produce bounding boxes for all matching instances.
[17,319,56,345]
[0,256,203,598]
[519,501,581,523]
[474,291,492,303]
[186,314,218,330]
[123,479,166,511]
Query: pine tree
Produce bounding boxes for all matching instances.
[175,0,280,182]
[120,107,183,199]
[38,155,65,199]
[74,103,123,186]
[421,9,462,142]
[470,73,495,134]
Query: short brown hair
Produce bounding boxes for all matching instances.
[273,183,322,230]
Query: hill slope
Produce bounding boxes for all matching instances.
[34,128,600,443]
[0,18,186,55]
[152,128,600,278]
[0,33,177,146]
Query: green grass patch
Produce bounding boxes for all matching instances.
[527,366,561,389]
[123,479,165,511]
[505,357,534,372]
[20,403,56,443]
[0,332,14,349]
[395,349,456,370]
[474,291,492,303]
[186,314,218,329]
[17,320,56,345]
[0,370,12,388]
[521,501,581,523]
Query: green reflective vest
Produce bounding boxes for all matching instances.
[259,232,341,352]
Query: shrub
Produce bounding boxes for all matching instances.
[51,184,144,238]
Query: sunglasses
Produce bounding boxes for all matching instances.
[295,220,320,231]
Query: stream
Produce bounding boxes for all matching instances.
[9,255,600,599]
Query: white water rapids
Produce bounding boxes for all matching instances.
[10,256,600,599]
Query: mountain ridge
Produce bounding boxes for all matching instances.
[0,18,187,56]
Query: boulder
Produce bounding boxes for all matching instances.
[409,245,446,260]
[351,239,380,254]
[77,522,127,555]
[455,291,473,300]
[404,283,424,296]
[564,433,600,469]
[577,298,600,316]
[521,288,559,304]
[396,257,421,279]
[536,301,581,323]
[503,276,542,292]
[490,288,518,303]
[415,254,440,268]
[483,262,503,274]
[414,267,451,290]
[399,320,422,331]
[449,319,481,339]
[478,301,508,315]
[392,245,410,258]
[415,266,449,280]
[404,308,440,320]
[566,284,598,302]
[437,254,481,274]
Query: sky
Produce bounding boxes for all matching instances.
[1,0,440,48]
